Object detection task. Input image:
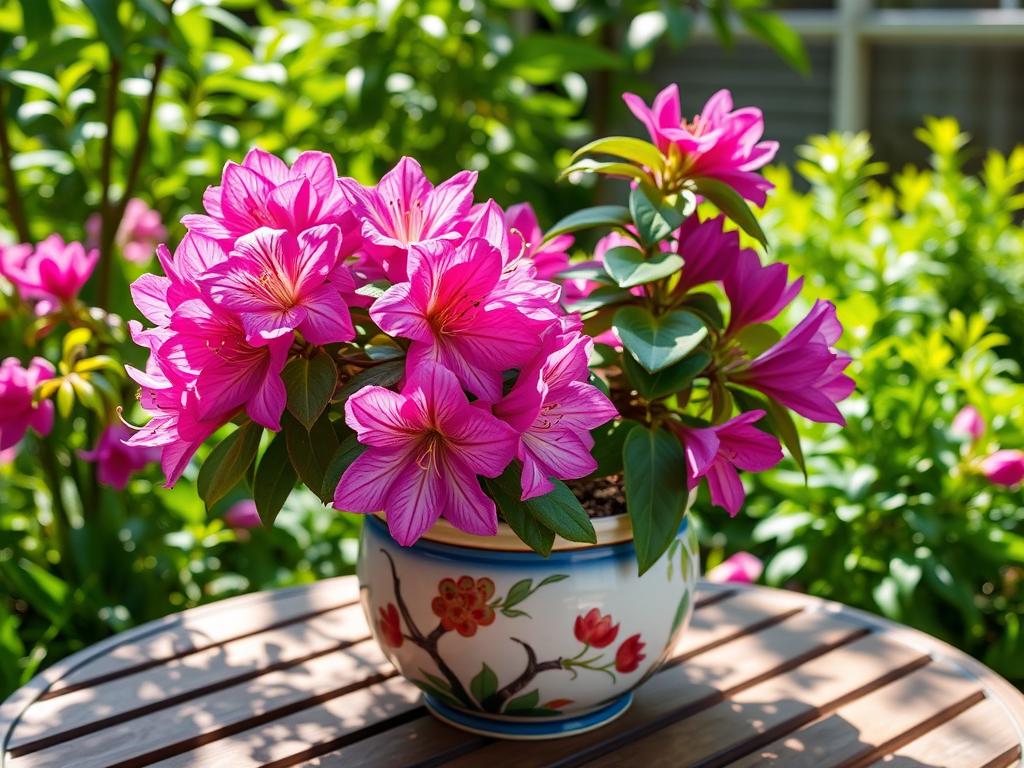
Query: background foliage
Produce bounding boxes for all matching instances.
[0,0,1020,700]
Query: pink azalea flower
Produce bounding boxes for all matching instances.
[0,242,32,285]
[729,300,854,425]
[182,148,353,245]
[123,355,222,487]
[952,405,985,442]
[980,450,1024,487]
[371,237,551,402]
[161,299,290,430]
[225,499,262,529]
[495,331,618,499]
[334,362,518,545]
[504,202,573,280]
[80,422,160,490]
[1,235,98,313]
[723,248,803,335]
[86,198,167,263]
[673,410,782,516]
[622,85,778,205]
[132,233,230,328]
[0,357,55,451]
[201,225,354,346]
[706,552,763,584]
[339,157,477,281]
[674,214,741,295]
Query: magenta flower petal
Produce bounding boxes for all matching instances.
[980,450,1024,487]
[0,357,55,451]
[706,552,763,584]
[952,405,985,441]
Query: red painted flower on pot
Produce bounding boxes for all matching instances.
[431,576,496,637]
[574,608,620,648]
[377,603,403,648]
[615,634,646,673]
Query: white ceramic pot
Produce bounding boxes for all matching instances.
[357,503,699,740]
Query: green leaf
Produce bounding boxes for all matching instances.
[623,351,711,400]
[629,184,686,245]
[543,206,630,242]
[282,351,337,429]
[0,559,68,627]
[613,306,707,373]
[739,10,810,75]
[503,35,623,84]
[283,411,339,503]
[487,464,595,545]
[505,689,541,713]
[566,286,633,315]
[570,136,665,174]
[555,265,616,285]
[252,432,297,527]
[623,426,689,575]
[765,545,808,585]
[588,418,641,478]
[469,663,498,704]
[18,0,55,41]
[670,589,692,635]
[503,579,534,609]
[82,0,126,57]
[321,432,367,501]
[336,359,405,403]
[197,421,263,510]
[560,160,652,185]
[764,396,807,478]
[603,246,684,289]
[691,177,768,247]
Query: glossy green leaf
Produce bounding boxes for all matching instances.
[603,246,683,288]
[559,160,652,184]
[543,205,630,242]
[623,350,711,400]
[566,286,633,315]
[570,136,665,174]
[252,432,297,527]
[588,418,641,478]
[18,0,55,41]
[197,421,263,510]
[629,184,685,245]
[82,0,126,56]
[282,351,337,429]
[738,10,810,75]
[283,411,339,502]
[623,426,689,575]
[613,306,707,373]
[321,432,367,502]
[691,177,768,247]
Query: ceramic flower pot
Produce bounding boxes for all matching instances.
[357,504,699,740]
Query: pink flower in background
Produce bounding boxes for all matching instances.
[980,450,1024,487]
[622,85,778,205]
[673,215,740,295]
[0,242,32,285]
[334,362,518,546]
[495,331,617,499]
[86,198,167,263]
[339,157,477,281]
[729,300,854,425]
[202,225,354,346]
[162,299,290,430]
[80,423,159,490]
[674,410,782,516]
[706,552,763,584]
[1,236,98,312]
[504,202,573,279]
[0,357,55,451]
[952,405,985,442]
[724,248,803,334]
[371,238,551,402]
[183,148,353,245]
[225,500,262,529]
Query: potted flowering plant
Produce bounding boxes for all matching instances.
[125,83,852,739]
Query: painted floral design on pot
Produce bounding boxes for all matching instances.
[358,511,699,739]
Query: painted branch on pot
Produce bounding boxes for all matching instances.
[376,548,648,716]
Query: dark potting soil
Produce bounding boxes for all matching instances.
[567,475,627,519]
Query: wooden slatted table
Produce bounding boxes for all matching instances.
[2,578,1022,768]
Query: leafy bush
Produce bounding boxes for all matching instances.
[710,120,1024,684]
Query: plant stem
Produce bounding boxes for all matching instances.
[96,57,122,310]
[0,82,30,242]
[38,438,75,583]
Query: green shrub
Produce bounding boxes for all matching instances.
[711,120,1024,684]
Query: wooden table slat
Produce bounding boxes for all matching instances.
[727,660,988,768]
[580,632,932,768]
[868,697,1021,768]
[3,578,1021,768]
